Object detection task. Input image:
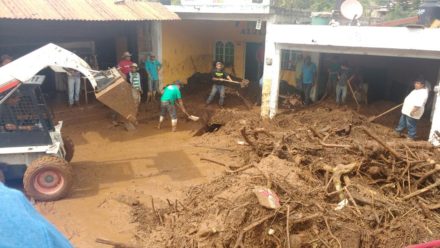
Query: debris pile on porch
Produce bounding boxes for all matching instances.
[132,104,440,248]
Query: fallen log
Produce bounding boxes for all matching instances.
[321,162,358,200]
[360,127,401,160]
[415,164,440,188]
[403,180,440,200]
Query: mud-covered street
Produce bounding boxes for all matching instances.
[31,87,440,248]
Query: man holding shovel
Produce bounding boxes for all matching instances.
[395,80,429,141]
[158,80,197,132]
[206,61,233,107]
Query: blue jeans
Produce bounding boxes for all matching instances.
[395,114,417,139]
[336,85,347,104]
[67,76,80,105]
[206,84,225,106]
[160,101,177,119]
[303,83,312,105]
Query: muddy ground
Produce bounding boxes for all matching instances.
[20,84,440,247]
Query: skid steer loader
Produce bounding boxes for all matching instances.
[0,43,139,201]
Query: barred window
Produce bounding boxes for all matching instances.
[224,42,234,66]
[214,41,224,64]
[281,50,299,70]
[214,41,235,67]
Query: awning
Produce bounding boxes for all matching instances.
[268,25,440,60]
[0,0,179,21]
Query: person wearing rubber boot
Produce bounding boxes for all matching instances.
[145,53,162,103]
[158,80,189,132]
[206,61,232,107]
[395,79,429,141]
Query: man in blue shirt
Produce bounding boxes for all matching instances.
[145,53,162,102]
[0,183,72,248]
[302,56,317,105]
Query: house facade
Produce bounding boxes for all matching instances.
[160,0,275,85]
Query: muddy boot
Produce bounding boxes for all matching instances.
[171,119,177,132]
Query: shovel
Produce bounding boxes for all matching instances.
[368,103,403,123]
[187,114,200,121]
[347,79,361,111]
[175,102,199,121]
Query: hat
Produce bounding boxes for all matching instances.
[415,79,426,85]
[121,51,132,58]
[130,63,138,68]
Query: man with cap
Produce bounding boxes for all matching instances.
[158,80,189,132]
[145,53,162,102]
[206,61,232,107]
[128,63,142,105]
[118,51,133,79]
[395,79,429,141]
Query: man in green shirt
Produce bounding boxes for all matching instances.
[158,80,189,132]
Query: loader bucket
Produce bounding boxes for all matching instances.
[95,76,139,124]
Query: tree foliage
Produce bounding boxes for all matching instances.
[273,0,421,20]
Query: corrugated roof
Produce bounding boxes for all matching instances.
[0,0,179,21]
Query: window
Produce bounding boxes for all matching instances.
[224,42,234,66]
[281,50,300,70]
[214,41,235,66]
[215,41,224,63]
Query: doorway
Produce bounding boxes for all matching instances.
[245,42,264,84]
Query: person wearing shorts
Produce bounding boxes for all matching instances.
[158,80,189,132]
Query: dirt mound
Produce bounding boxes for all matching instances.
[133,101,440,248]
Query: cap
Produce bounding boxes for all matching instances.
[415,80,426,85]
[215,61,223,66]
[121,51,132,58]
[131,63,138,68]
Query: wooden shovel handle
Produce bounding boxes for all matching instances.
[368,103,403,122]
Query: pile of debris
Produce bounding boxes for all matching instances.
[134,103,440,248]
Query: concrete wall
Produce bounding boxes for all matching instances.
[161,20,265,84]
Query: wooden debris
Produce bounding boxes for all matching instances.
[403,180,440,200]
[96,238,139,248]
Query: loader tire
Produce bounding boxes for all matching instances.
[24,156,73,201]
[62,136,75,162]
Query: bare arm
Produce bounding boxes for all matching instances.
[176,99,188,115]
[410,106,421,117]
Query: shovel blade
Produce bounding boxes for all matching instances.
[95,77,139,123]
[189,115,200,121]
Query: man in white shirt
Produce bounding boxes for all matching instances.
[395,80,429,140]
